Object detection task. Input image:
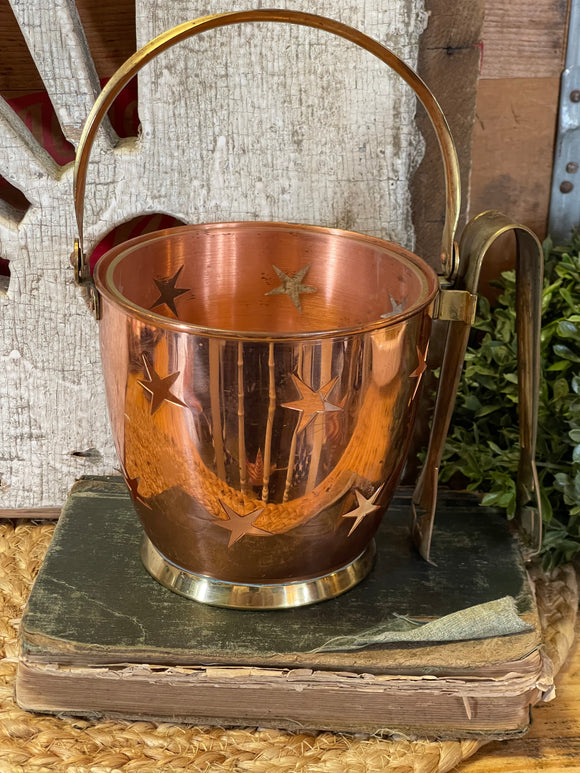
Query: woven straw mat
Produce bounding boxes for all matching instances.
[0,520,577,773]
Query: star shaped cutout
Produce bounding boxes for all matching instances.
[342,484,385,536]
[409,342,429,404]
[151,265,190,317]
[265,264,317,312]
[119,462,152,510]
[380,292,407,319]
[214,500,270,547]
[282,374,341,434]
[137,354,187,415]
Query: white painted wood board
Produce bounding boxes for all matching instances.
[0,0,427,507]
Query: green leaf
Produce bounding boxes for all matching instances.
[546,360,571,372]
[553,344,580,363]
[553,378,569,401]
[476,404,501,418]
[540,487,553,523]
[463,394,482,412]
[559,287,576,308]
[557,320,580,339]
[481,491,504,507]
[437,230,580,568]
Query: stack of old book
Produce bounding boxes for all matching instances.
[16,477,551,739]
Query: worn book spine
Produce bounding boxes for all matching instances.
[16,658,544,739]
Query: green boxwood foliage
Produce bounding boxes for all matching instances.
[439,233,580,568]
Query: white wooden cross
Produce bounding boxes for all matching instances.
[0,0,426,508]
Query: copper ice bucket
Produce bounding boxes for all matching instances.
[72,10,544,608]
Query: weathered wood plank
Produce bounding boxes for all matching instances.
[0,1,429,509]
[8,0,115,146]
[136,1,428,256]
[468,77,560,290]
[480,0,569,80]
[0,96,59,200]
[404,0,483,477]
[470,78,560,233]
[0,508,60,520]
[412,0,484,268]
[75,0,136,81]
[0,0,136,97]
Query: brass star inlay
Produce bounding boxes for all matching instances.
[342,484,385,536]
[409,343,429,403]
[380,292,407,319]
[151,265,189,317]
[137,354,187,415]
[214,500,270,547]
[282,374,341,434]
[265,264,316,312]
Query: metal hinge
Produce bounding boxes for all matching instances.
[70,237,101,320]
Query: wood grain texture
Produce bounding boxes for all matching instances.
[412,0,483,268]
[8,0,113,145]
[135,0,427,247]
[480,0,569,80]
[0,96,59,195]
[470,78,560,237]
[0,1,428,508]
[0,0,136,97]
[405,0,483,475]
[0,508,60,520]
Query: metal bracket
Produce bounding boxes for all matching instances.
[548,0,580,242]
[70,237,90,286]
[433,288,477,324]
[70,237,101,319]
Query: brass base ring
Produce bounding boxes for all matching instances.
[141,536,376,609]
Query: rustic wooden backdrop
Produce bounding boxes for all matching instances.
[0,0,428,509]
[0,0,570,510]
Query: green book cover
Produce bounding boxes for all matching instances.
[19,477,539,672]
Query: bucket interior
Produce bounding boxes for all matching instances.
[95,222,438,335]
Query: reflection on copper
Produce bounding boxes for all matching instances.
[95,222,437,591]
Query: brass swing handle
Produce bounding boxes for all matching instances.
[72,8,460,283]
[412,211,544,561]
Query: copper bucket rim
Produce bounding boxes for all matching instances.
[94,220,440,342]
